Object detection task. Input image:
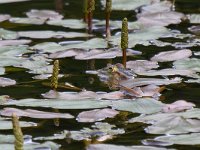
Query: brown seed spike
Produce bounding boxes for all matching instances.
[121,18,128,68]
[12,113,24,150]
[51,60,59,90]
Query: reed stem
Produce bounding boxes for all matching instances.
[105,0,112,38]
[87,0,95,34]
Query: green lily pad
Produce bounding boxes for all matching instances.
[3,98,112,109]
[18,31,91,39]
[187,14,200,24]
[0,28,18,40]
[0,67,5,75]
[101,0,159,11]
[9,17,45,25]
[0,0,30,3]
[47,19,86,29]
[26,9,63,20]
[0,45,30,57]
[87,144,173,150]
[111,98,164,114]
[110,26,171,48]
[155,133,200,145]
[0,107,74,119]
[173,58,200,72]
[0,117,37,130]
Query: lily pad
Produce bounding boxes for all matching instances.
[110,26,171,48]
[0,117,37,130]
[120,77,182,88]
[9,17,46,25]
[0,40,31,46]
[151,49,192,62]
[47,19,86,29]
[77,108,119,122]
[187,14,200,23]
[146,116,200,134]
[155,133,200,145]
[0,0,30,3]
[0,45,30,57]
[18,31,91,39]
[0,107,74,119]
[136,68,199,78]
[0,28,18,40]
[87,144,173,150]
[0,67,5,75]
[173,58,200,72]
[111,98,164,114]
[3,98,112,109]
[0,77,16,87]
[0,14,10,22]
[101,0,159,11]
[126,60,159,72]
[26,9,63,20]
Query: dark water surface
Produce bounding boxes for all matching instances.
[0,0,200,150]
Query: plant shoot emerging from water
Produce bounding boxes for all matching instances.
[105,0,112,38]
[51,60,59,90]
[12,113,24,150]
[121,18,128,68]
[87,0,95,34]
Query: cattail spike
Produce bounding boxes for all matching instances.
[12,113,24,150]
[51,60,59,90]
[121,18,128,68]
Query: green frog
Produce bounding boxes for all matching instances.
[97,63,136,90]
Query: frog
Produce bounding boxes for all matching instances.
[97,63,136,90]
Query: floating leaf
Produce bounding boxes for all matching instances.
[120,77,182,88]
[3,98,112,109]
[0,40,31,46]
[0,0,30,3]
[0,117,36,130]
[9,17,46,25]
[111,98,164,114]
[0,107,74,119]
[0,67,5,75]
[155,133,200,145]
[0,77,16,87]
[47,19,86,29]
[110,26,171,48]
[42,90,124,100]
[173,58,200,72]
[87,144,173,150]
[101,0,159,11]
[77,108,119,122]
[0,45,30,57]
[0,14,10,22]
[26,9,63,20]
[146,116,200,134]
[0,28,18,40]
[151,49,192,62]
[162,100,195,113]
[18,31,91,39]
[126,60,159,72]
[187,14,200,24]
[188,25,200,35]
[136,68,199,78]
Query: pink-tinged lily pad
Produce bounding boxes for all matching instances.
[42,90,124,100]
[0,77,16,87]
[9,17,46,25]
[0,40,31,46]
[77,108,119,122]
[162,100,195,113]
[0,107,74,119]
[26,9,63,20]
[126,60,159,72]
[0,14,10,22]
[151,49,192,62]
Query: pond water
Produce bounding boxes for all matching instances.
[0,0,200,150]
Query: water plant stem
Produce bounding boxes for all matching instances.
[12,113,24,150]
[105,0,112,38]
[51,60,59,90]
[87,0,95,34]
[83,0,88,22]
[121,18,128,68]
